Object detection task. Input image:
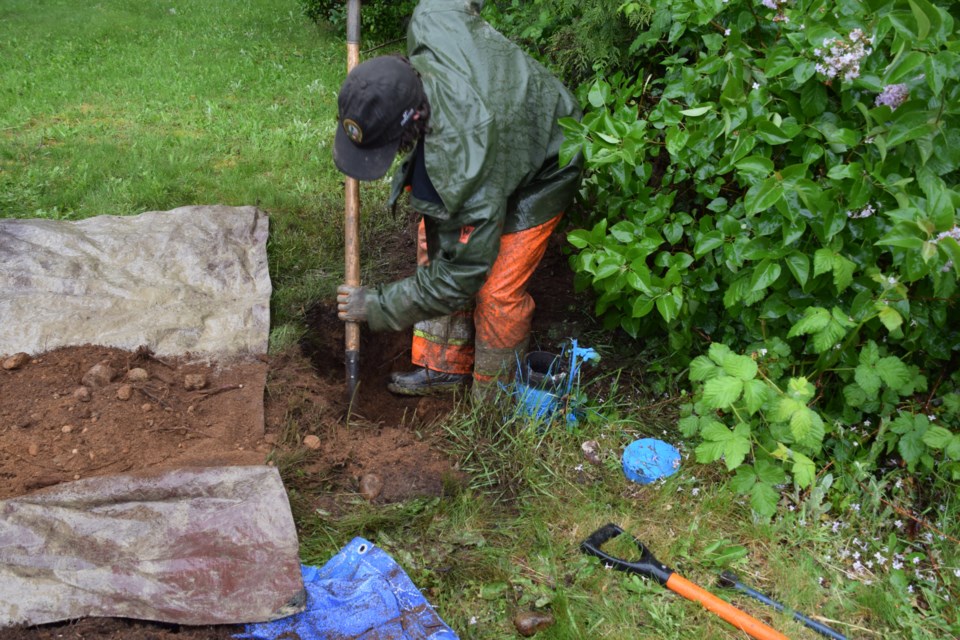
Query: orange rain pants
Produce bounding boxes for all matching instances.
[411,214,562,383]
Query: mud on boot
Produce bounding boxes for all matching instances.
[387,367,470,396]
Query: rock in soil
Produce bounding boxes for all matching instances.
[581,440,602,465]
[359,473,384,501]
[513,610,555,637]
[184,373,208,390]
[81,362,117,387]
[117,384,133,400]
[303,434,321,450]
[2,352,30,370]
[127,367,150,382]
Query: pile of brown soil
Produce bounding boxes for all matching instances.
[0,225,594,639]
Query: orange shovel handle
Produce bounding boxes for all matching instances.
[666,574,791,640]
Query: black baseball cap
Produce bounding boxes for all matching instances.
[333,56,423,181]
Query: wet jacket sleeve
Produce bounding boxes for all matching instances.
[364,192,505,332]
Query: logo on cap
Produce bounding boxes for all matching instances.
[343,119,363,144]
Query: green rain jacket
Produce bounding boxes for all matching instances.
[364,0,583,332]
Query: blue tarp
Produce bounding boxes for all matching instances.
[235,537,459,640]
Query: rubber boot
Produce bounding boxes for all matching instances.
[387,367,470,396]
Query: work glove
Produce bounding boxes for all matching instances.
[337,284,369,323]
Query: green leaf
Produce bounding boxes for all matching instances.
[832,255,856,292]
[800,80,827,117]
[655,287,683,323]
[898,428,927,471]
[790,408,815,442]
[879,228,925,250]
[875,356,912,392]
[680,106,713,117]
[702,420,732,441]
[744,177,784,215]
[631,296,655,319]
[750,482,780,517]
[568,230,591,249]
[788,307,830,337]
[749,260,782,292]
[947,439,960,460]
[722,354,759,381]
[696,440,725,464]
[922,426,955,450]
[679,415,700,438]
[787,377,816,403]
[689,355,720,381]
[666,127,691,156]
[772,396,805,423]
[811,318,847,354]
[702,376,745,410]
[708,342,735,366]
[855,364,882,397]
[813,249,834,277]
[730,467,757,494]
[785,253,810,287]
[694,230,724,257]
[735,155,774,177]
[754,120,793,145]
[843,383,868,407]
[877,306,903,332]
[723,431,752,470]
[792,452,816,489]
[908,0,930,40]
[742,379,769,415]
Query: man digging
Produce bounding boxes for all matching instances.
[334,0,582,400]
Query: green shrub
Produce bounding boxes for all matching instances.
[482,0,654,84]
[559,0,960,513]
[298,0,416,43]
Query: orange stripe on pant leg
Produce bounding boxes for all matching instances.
[410,218,474,374]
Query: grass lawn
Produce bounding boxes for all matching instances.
[1,1,956,639]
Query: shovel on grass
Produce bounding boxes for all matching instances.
[581,523,790,640]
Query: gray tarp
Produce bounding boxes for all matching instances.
[0,466,305,628]
[0,205,271,357]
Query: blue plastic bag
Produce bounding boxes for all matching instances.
[235,538,458,640]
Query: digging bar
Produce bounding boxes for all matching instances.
[719,571,847,640]
[581,524,790,640]
[344,0,361,400]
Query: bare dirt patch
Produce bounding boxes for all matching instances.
[0,223,595,639]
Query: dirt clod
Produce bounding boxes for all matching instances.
[81,362,117,388]
[73,386,92,402]
[27,443,39,456]
[117,385,133,400]
[2,352,30,370]
[513,610,555,636]
[359,473,384,501]
[127,367,150,382]
[184,373,207,390]
[303,434,321,450]
[581,440,602,465]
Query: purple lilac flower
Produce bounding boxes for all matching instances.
[875,83,910,109]
[935,226,960,243]
[814,29,873,82]
[846,203,876,219]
